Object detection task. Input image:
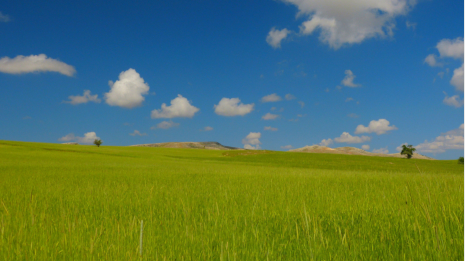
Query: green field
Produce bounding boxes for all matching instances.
[0,140,463,260]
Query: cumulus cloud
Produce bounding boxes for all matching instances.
[443,92,464,108]
[262,113,279,120]
[242,132,261,150]
[214,98,254,116]
[415,124,464,153]
[355,119,398,135]
[361,145,370,150]
[266,28,290,49]
[450,64,464,91]
[151,95,199,118]
[342,70,361,87]
[261,93,282,102]
[0,12,11,22]
[63,90,101,105]
[424,54,441,67]
[281,145,293,149]
[264,126,278,131]
[104,69,149,108]
[436,38,464,59]
[151,121,180,130]
[285,94,296,100]
[58,132,100,144]
[129,130,147,136]
[319,138,333,147]
[373,147,389,154]
[334,132,371,143]
[274,0,414,49]
[0,54,76,76]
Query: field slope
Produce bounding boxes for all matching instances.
[0,140,463,260]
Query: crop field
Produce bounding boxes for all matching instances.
[0,140,463,260]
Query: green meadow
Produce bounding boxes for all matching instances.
[0,140,463,260]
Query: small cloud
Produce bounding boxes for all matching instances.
[443,92,464,108]
[262,113,279,120]
[348,113,359,118]
[345,97,354,102]
[63,90,101,105]
[319,138,333,147]
[361,145,370,150]
[355,119,398,135]
[406,21,416,30]
[242,132,261,150]
[261,93,282,103]
[151,121,180,130]
[285,94,296,100]
[266,28,290,49]
[264,126,278,131]
[0,54,76,76]
[22,116,32,120]
[334,132,371,144]
[58,132,100,144]
[201,126,213,131]
[298,101,305,108]
[437,72,445,78]
[151,94,199,118]
[342,70,361,87]
[450,64,464,92]
[105,68,150,109]
[281,145,293,149]
[424,54,442,67]
[372,147,389,154]
[129,130,147,136]
[214,98,254,116]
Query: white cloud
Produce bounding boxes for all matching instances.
[285,94,296,100]
[276,0,414,49]
[450,64,464,91]
[443,92,464,108]
[405,21,416,30]
[298,101,305,108]
[361,145,370,150]
[372,147,389,154]
[266,28,290,49]
[264,126,278,131]
[0,12,10,22]
[436,38,464,59]
[262,113,279,120]
[129,130,147,136]
[415,124,464,153]
[151,94,199,118]
[202,126,213,131]
[355,119,398,135]
[214,98,254,116]
[281,145,293,149]
[242,132,261,150]
[0,54,76,76]
[424,54,441,67]
[319,138,333,146]
[261,93,282,102]
[334,132,371,143]
[104,68,149,108]
[342,70,361,87]
[63,90,101,105]
[151,121,180,130]
[58,132,100,144]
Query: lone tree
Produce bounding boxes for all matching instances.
[458,157,464,164]
[94,139,102,147]
[400,144,416,159]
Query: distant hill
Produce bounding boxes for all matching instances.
[289,145,434,160]
[130,141,242,150]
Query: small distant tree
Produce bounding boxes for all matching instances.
[458,157,464,164]
[94,139,102,147]
[400,144,416,159]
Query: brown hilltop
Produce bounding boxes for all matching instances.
[130,141,242,150]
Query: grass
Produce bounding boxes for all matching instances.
[0,140,463,260]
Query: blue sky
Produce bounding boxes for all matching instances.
[0,0,463,159]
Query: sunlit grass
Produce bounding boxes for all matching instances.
[0,140,463,260]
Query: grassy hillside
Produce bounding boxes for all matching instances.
[0,140,463,260]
